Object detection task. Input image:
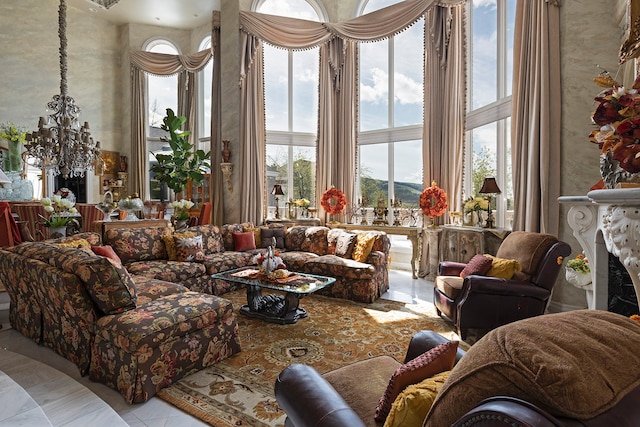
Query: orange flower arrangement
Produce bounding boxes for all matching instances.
[419,181,448,218]
[320,187,347,215]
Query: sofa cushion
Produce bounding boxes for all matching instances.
[188,224,225,253]
[104,227,172,264]
[130,275,190,305]
[126,260,207,283]
[261,227,285,249]
[163,231,196,260]
[459,254,493,278]
[427,310,640,426]
[300,227,329,254]
[279,251,319,272]
[91,245,122,264]
[495,231,557,276]
[174,235,205,262]
[233,231,256,251]
[303,255,374,280]
[434,276,464,299]
[375,341,458,421]
[221,223,254,251]
[71,255,137,315]
[202,251,257,275]
[385,370,451,427]
[335,231,357,258]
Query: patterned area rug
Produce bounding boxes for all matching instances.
[157,289,459,426]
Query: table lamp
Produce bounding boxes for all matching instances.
[479,177,501,228]
[271,184,285,219]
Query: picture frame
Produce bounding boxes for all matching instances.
[620,0,640,63]
[96,150,119,176]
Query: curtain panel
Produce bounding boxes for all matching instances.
[239,0,465,224]
[511,0,561,233]
[129,21,214,201]
[210,13,224,226]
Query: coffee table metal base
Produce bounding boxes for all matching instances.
[241,284,308,324]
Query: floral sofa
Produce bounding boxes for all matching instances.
[0,232,242,403]
[102,223,391,303]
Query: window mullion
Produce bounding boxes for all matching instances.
[388,38,394,200]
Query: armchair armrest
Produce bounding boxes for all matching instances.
[404,330,466,364]
[438,261,467,276]
[275,364,366,427]
[452,396,563,427]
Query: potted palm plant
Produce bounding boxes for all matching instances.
[150,108,210,197]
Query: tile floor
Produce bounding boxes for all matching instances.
[0,270,437,426]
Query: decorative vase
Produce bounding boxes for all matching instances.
[565,267,592,290]
[4,140,23,172]
[174,219,189,231]
[48,226,66,239]
[600,151,640,189]
[221,139,231,163]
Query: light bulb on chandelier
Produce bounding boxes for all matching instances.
[25,0,101,179]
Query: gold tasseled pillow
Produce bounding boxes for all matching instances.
[484,254,521,279]
[352,232,376,262]
[163,231,196,261]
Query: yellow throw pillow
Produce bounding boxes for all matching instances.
[55,238,91,248]
[384,371,451,427]
[484,254,522,279]
[163,231,196,261]
[352,232,376,262]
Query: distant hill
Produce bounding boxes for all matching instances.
[361,177,422,206]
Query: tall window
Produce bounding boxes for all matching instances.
[198,36,213,150]
[466,0,516,229]
[358,0,424,214]
[145,39,178,201]
[257,0,321,215]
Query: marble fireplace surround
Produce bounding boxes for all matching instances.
[559,189,640,310]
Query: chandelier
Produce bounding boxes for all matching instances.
[25,0,100,179]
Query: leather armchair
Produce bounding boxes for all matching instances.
[433,231,571,339]
[275,327,640,427]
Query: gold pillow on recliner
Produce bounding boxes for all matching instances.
[484,254,521,279]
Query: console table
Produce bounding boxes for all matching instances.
[559,189,640,310]
[334,224,423,279]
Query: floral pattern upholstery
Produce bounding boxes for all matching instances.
[91,291,241,403]
[126,260,207,283]
[0,238,242,402]
[103,227,171,264]
[221,222,254,250]
[189,224,225,253]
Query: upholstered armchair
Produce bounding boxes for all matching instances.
[433,231,571,339]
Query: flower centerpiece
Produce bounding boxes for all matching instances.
[565,253,592,289]
[464,196,489,226]
[252,242,288,279]
[0,121,27,172]
[320,186,347,223]
[118,196,144,221]
[40,194,78,228]
[168,198,194,230]
[419,181,448,228]
[294,198,311,217]
[589,70,640,188]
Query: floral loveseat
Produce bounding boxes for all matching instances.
[0,232,242,403]
[103,224,391,303]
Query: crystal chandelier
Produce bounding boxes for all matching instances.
[25,0,101,179]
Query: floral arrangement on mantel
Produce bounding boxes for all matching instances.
[590,70,640,187]
[320,186,347,216]
[419,182,447,226]
[566,253,590,274]
[168,199,194,221]
[565,253,592,289]
[39,194,78,227]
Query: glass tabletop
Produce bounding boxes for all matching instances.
[212,266,335,295]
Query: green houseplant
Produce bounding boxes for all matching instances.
[150,108,210,195]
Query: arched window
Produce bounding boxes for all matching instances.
[255,0,322,217]
[145,39,179,201]
[357,0,424,215]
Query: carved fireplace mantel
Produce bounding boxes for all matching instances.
[559,189,640,310]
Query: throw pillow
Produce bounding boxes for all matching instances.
[460,254,493,278]
[335,231,357,258]
[244,226,262,248]
[384,370,451,427]
[174,234,205,262]
[55,238,91,249]
[233,231,257,251]
[163,231,196,261]
[261,227,285,249]
[352,232,376,262]
[374,340,458,422]
[484,254,522,279]
[91,245,123,265]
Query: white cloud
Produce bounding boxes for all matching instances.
[394,72,422,104]
[360,68,388,104]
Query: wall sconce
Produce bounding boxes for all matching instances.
[479,177,502,228]
[220,139,233,192]
[271,184,285,219]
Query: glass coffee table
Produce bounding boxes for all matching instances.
[212,266,335,324]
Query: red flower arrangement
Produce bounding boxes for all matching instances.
[590,71,640,174]
[320,187,347,215]
[419,181,447,218]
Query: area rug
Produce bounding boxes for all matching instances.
[157,289,459,427]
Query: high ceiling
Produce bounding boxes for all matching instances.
[66,0,220,29]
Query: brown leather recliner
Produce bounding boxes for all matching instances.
[433,231,571,339]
